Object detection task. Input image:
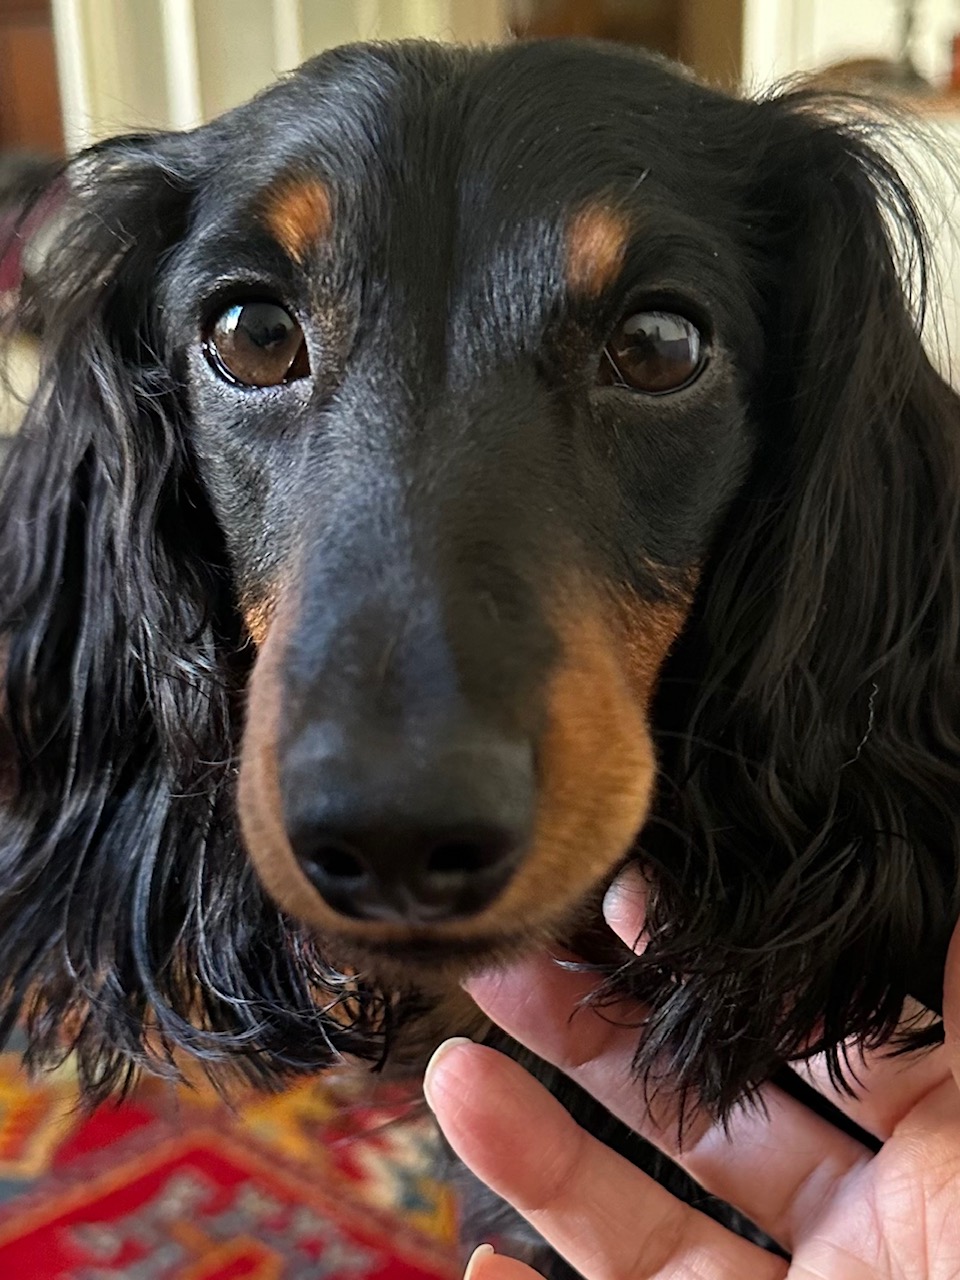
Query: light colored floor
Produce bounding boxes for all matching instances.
[0,336,38,436]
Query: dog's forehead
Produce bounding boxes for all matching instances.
[208,41,741,272]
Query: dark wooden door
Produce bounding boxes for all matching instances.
[510,0,743,89]
[0,0,64,155]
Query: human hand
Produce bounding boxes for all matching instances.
[424,874,960,1279]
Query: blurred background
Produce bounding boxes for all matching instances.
[0,0,958,158]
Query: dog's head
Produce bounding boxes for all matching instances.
[2,40,959,1112]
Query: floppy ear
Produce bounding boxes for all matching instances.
[0,137,389,1096]
[626,97,960,1116]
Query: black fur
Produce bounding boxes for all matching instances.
[1,37,958,1179]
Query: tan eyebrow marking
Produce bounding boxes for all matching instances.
[565,204,631,298]
[260,176,333,263]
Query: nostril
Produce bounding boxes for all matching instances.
[427,841,486,877]
[309,841,367,885]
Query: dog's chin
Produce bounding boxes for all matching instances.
[314,883,622,995]
[321,924,551,992]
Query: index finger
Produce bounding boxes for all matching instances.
[425,1039,787,1280]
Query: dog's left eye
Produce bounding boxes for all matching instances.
[203,300,310,387]
[599,311,705,394]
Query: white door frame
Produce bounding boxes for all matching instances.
[50,0,507,150]
[741,0,817,89]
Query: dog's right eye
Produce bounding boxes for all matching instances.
[203,300,310,387]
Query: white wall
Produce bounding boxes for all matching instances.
[743,0,958,89]
[807,0,956,83]
[741,0,960,382]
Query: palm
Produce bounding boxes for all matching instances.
[791,1079,960,1280]
[424,878,960,1280]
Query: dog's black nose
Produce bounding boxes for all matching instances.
[280,723,534,924]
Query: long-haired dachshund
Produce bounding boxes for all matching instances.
[1,36,959,1258]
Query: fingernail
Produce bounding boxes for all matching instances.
[461,965,506,998]
[602,868,645,914]
[464,1243,495,1280]
[603,869,649,944]
[423,1036,474,1112]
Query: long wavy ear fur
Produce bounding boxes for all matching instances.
[0,137,396,1098]
[626,96,960,1116]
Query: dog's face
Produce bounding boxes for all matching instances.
[161,42,762,977]
[163,42,759,982]
[3,38,959,1110]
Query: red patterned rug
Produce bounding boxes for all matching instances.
[0,1051,459,1279]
